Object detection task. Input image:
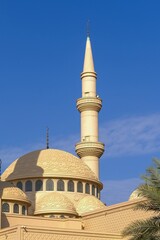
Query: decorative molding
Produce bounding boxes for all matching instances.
[75,142,104,158]
[77,97,102,112]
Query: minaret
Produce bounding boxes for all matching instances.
[75,36,104,179]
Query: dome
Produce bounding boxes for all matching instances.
[129,189,143,201]
[76,195,105,215]
[35,192,77,216]
[0,181,30,205]
[2,149,98,182]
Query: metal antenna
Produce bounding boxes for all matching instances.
[87,20,90,37]
[46,127,49,149]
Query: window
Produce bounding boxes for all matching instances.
[46,179,54,191]
[97,188,100,198]
[22,206,26,215]
[84,91,90,97]
[68,180,74,192]
[35,180,43,191]
[77,181,83,193]
[85,183,90,194]
[60,215,65,219]
[25,180,32,192]
[17,181,23,190]
[92,185,95,196]
[57,180,64,191]
[2,203,10,213]
[13,204,19,213]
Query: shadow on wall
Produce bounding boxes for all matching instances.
[1,213,9,228]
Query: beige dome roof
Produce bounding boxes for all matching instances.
[0,181,30,205]
[129,189,143,201]
[2,149,98,182]
[35,192,77,216]
[76,195,105,215]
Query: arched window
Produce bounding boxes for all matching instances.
[35,180,43,191]
[13,204,19,213]
[25,180,32,192]
[77,181,83,193]
[57,180,64,191]
[85,183,90,194]
[17,181,23,190]
[22,206,26,215]
[46,179,54,191]
[2,203,10,213]
[92,185,95,196]
[96,187,98,197]
[60,215,65,219]
[68,180,74,192]
[97,188,100,198]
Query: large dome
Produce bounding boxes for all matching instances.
[0,181,30,205]
[2,149,98,182]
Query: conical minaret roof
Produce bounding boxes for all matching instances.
[83,37,95,73]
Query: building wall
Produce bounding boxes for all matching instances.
[1,213,82,230]
[0,226,18,240]
[0,225,122,240]
[0,199,155,240]
[82,200,153,235]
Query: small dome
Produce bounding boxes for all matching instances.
[129,189,143,201]
[35,192,77,216]
[76,195,105,215]
[2,149,98,183]
[0,181,30,205]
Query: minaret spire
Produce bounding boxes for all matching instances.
[83,36,95,72]
[75,36,104,180]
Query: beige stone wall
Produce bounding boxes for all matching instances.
[1,213,82,230]
[0,199,154,239]
[82,200,153,235]
[0,225,122,240]
[0,226,18,240]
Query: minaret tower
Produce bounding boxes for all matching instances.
[75,36,104,179]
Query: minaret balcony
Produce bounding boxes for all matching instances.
[75,141,105,158]
[76,97,102,112]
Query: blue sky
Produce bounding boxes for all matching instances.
[0,0,160,205]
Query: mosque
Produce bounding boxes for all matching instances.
[0,36,152,240]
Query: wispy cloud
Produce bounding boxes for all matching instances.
[53,113,160,158]
[101,113,160,157]
[52,134,78,154]
[1,113,160,172]
[101,178,142,205]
